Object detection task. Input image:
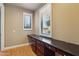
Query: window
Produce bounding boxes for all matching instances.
[41,13,50,35]
[23,12,32,30]
[39,4,52,37]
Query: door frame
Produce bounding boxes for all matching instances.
[0,3,4,51]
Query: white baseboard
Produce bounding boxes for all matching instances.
[4,43,31,50]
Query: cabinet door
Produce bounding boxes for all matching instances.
[28,36,32,43]
[36,40,44,56]
[29,37,37,54]
[44,44,55,56]
[55,49,65,56]
[31,43,36,53]
[36,48,44,56]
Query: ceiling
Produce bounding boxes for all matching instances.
[7,3,46,11]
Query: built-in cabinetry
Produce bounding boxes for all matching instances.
[28,36,45,56]
[28,34,79,56]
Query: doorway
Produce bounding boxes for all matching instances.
[0,8,1,50]
[0,3,4,51]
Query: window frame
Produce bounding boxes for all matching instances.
[39,4,52,37]
[41,14,51,35]
[23,12,32,30]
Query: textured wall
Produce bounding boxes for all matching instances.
[4,4,34,47]
[34,3,79,45]
[52,4,79,45]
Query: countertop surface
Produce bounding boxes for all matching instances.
[28,34,79,56]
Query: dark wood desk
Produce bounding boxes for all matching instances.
[28,34,79,56]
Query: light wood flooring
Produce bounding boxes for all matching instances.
[0,45,36,56]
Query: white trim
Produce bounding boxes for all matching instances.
[4,43,31,50]
[0,3,4,51]
[23,12,33,31]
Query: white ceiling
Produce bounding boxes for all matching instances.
[7,3,46,11]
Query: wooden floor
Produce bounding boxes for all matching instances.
[0,45,36,56]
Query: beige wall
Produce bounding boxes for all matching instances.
[4,4,34,47]
[5,3,79,47]
[34,10,40,34]
[52,4,79,45]
[34,3,79,45]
